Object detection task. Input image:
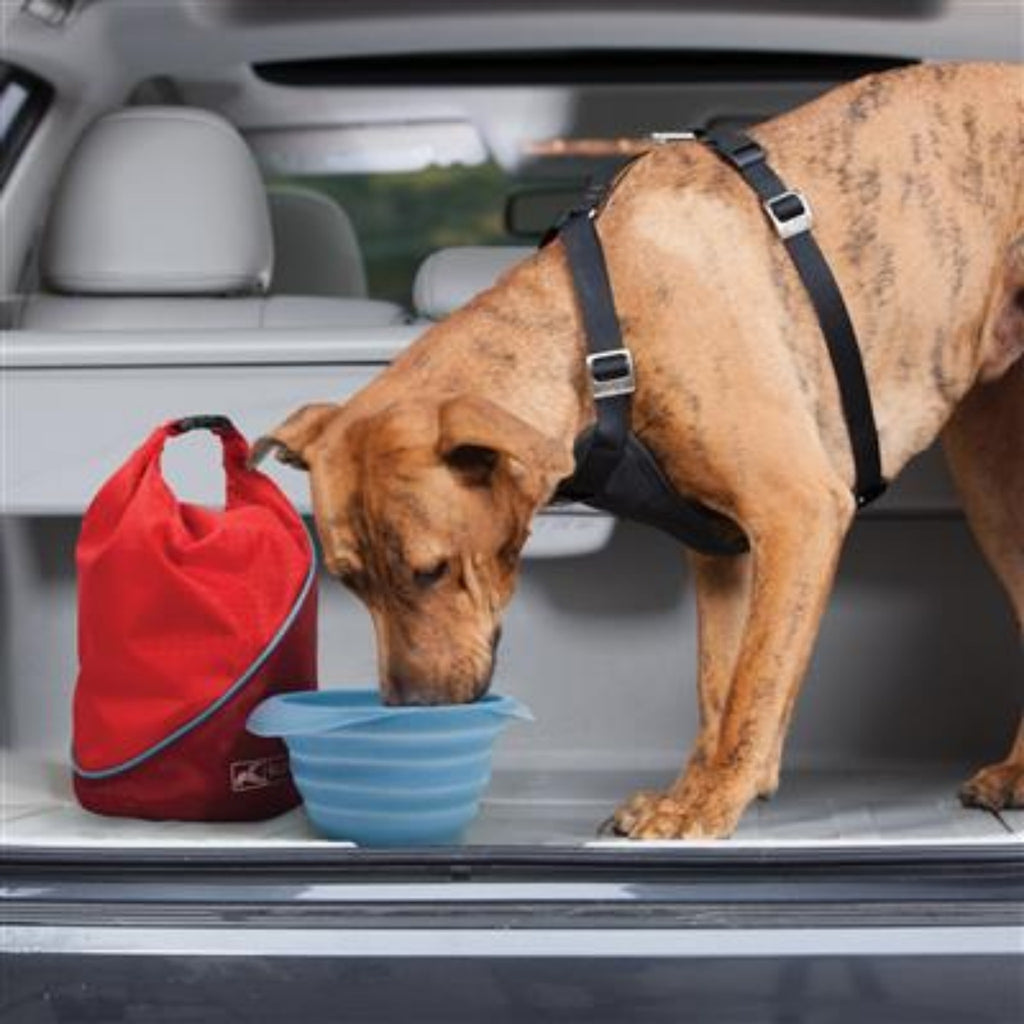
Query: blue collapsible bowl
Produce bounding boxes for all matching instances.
[247,689,532,846]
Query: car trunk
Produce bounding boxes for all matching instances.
[4,6,1024,1014]
[3,328,1021,862]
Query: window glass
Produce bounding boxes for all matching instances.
[0,80,30,139]
[0,62,53,188]
[268,162,520,308]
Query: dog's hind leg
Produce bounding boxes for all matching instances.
[961,719,1024,811]
[944,229,1024,811]
[942,357,1024,811]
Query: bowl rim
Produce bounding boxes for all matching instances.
[247,687,533,737]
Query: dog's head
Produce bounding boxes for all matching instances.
[252,395,573,705]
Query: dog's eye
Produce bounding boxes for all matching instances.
[413,560,449,588]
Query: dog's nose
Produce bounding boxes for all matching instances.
[469,628,502,701]
[383,674,415,706]
[384,673,442,706]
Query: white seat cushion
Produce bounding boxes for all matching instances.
[413,246,534,319]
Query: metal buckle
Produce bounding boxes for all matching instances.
[763,190,813,240]
[649,131,698,144]
[587,349,636,400]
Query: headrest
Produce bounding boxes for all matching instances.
[413,246,533,319]
[268,187,368,298]
[42,107,273,296]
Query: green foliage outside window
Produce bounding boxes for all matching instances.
[270,162,512,308]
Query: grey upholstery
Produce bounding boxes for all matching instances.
[413,246,533,319]
[26,107,408,330]
[42,107,274,296]
[268,187,368,298]
[16,295,409,331]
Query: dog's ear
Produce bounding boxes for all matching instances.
[249,403,339,471]
[437,395,574,502]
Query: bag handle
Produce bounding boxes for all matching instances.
[98,414,293,518]
[170,414,235,435]
[141,414,266,510]
[166,414,249,463]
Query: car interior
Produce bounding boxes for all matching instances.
[2,0,1022,859]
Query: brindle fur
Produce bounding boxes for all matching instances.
[257,63,1024,839]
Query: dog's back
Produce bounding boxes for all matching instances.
[761,61,1022,378]
[599,62,1022,481]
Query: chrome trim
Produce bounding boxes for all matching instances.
[6,925,1021,959]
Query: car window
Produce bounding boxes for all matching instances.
[0,62,53,189]
[268,162,520,307]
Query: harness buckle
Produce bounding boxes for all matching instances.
[763,190,813,240]
[587,349,636,400]
[649,131,698,144]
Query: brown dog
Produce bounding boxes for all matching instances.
[255,63,1023,839]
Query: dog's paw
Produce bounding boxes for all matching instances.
[630,796,742,840]
[959,761,1024,811]
[611,788,742,840]
[611,790,666,835]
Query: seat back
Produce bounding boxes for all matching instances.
[413,246,534,320]
[19,107,406,330]
[268,186,369,298]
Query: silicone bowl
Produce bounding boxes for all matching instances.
[247,689,532,846]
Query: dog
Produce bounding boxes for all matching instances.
[254,63,1023,839]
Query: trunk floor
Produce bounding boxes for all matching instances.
[2,765,1019,851]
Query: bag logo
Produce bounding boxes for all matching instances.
[230,755,290,792]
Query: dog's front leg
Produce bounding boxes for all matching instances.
[688,552,756,762]
[614,551,753,834]
[618,485,854,839]
[684,551,787,799]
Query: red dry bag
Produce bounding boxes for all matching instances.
[72,415,317,821]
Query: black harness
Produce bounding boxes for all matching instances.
[551,129,887,556]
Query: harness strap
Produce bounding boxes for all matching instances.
[702,130,887,506]
[560,212,632,464]
[556,209,749,556]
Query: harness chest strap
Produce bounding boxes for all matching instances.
[556,210,749,556]
[554,130,887,553]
